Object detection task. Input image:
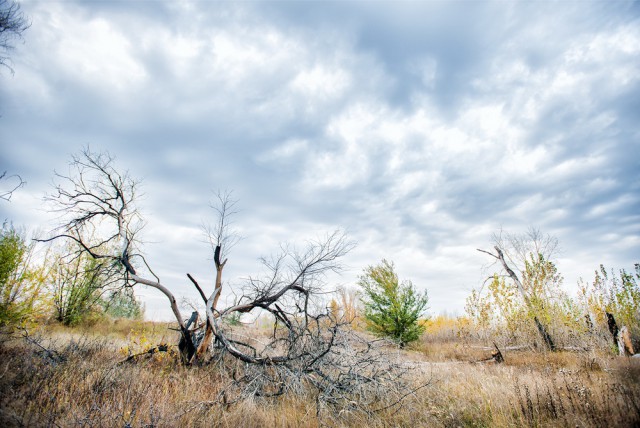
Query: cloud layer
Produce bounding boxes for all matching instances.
[1,0,639,319]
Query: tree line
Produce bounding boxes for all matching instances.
[0,222,143,326]
[1,148,638,407]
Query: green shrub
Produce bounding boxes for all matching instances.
[358,259,429,346]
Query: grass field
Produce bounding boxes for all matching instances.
[1,320,639,427]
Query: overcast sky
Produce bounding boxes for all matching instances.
[1,0,639,320]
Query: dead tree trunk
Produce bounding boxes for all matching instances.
[606,312,619,350]
[494,246,555,351]
[178,311,199,362]
[585,314,594,333]
[124,270,197,363]
[478,246,556,351]
[194,245,226,361]
[533,317,555,352]
[617,326,635,356]
[606,313,635,356]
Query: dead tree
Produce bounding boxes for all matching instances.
[478,228,557,351]
[40,148,197,362]
[0,0,30,72]
[41,148,425,410]
[606,313,635,356]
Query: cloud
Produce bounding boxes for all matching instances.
[1,0,638,320]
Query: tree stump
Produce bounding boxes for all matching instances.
[617,326,635,356]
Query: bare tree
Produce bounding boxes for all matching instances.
[0,171,24,201]
[42,148,425,410]
[0,0,30,73]
[38,148,199,358]
[194,190,240,359]
[477,227,558,351]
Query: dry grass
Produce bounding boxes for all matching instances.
[1,323,639,427]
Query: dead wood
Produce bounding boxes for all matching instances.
[606,312,620,350]
[617,326,635,356]
[118,344,170,364]
[40,149,426,411]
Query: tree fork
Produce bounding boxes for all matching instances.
[194,245,226,361]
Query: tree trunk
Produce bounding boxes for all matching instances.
[493,247,556,351]
[195,245,225,361]
[617,326,635,356]
[533,316,555,351]
[606,312,619,350]
[128,272,196,363]
[178,311,199,363]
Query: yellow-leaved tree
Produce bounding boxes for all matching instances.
[0,224,49,326]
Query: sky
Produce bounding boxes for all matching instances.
[1,0,639,321]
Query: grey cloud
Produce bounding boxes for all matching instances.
[1,0,638,319]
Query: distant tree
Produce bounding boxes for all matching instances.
[579,263,640,347]
[0,0,30,72]
[335,285,361,324]
[327,287,361,324]
[102,288,144,320]
[359,259,429,347]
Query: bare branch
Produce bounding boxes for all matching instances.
[41,148,420,413]
[202,190,240,266]
[476,248,497,259]
[0,171,24,201]
[187,273,208,304]
[0,0,30,73]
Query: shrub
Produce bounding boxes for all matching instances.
[358,259,429,346]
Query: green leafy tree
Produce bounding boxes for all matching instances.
[358,259,429,346]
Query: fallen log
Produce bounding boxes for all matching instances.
[469,345,530,352]
[119,344,170,364]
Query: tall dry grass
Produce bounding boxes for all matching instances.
[1,323,639,427]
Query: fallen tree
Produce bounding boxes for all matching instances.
[40,147,426,410]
